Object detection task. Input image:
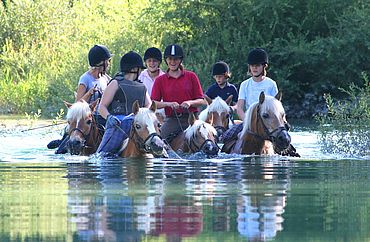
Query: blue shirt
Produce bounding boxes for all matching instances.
[205,82,238,104]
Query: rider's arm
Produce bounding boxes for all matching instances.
[98,80,118,119]
[236,99,245,121]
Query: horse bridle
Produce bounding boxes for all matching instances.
[130,126,162,153]
[186,125,220,153]
[246,104,290,144]
[68,116,98,150]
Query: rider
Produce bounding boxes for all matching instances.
[49,44,113,153]
[138,47,165,96]
[236,48,278,121]
[151,44,206,142]
[97,51,151,156]
[205,61,238,106]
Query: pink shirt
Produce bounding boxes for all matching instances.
[138,69,165,96]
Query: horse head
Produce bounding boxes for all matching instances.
[65,99,100,155]
[129,100,167,158]
[201,95,233,139]
[242,91,291,154]
[184,113,219,156]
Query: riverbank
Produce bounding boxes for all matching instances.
[0,116,61,131]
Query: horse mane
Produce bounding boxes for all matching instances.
[134,106,157,123]
[66,101,91,122]
[241,95,285,135]
[199,96,230,121]
[208,96,230,114]
[184,120,217,141]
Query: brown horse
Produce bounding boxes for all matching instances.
[222,92,292,155]
[170,113,219,156]
[199,95,234,139]
[66,99,103,155]
[120,101,167,158]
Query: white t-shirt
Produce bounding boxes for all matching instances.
[238,77,278,110]
[78,71,110,103]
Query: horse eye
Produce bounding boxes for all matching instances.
[157,123,161,128]
[135,124,141,129]
[225,114,230,119]
[262,113,269,119]
[86,120,92,125]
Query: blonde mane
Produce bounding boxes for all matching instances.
[241,95,285,135]
[134,107,158,133]
[66,101,91,122]
[199,96,230,121]
[184,120,217,141]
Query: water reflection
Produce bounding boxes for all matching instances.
[65,156,293,241]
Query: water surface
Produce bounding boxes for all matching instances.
[0,125,369,242]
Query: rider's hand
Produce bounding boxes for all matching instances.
[180,101,191,109]
[167,102,180,109]
[106,114,120,128]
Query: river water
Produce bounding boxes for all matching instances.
[0,124,369,242]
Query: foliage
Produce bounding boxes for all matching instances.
[315,73,370,157]
[0,0,369,119]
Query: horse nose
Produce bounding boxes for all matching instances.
[202,140,219,156]
[149,136,166,156]
[276,131,291,150]
[216,127,224,139]
[68,139,82,155]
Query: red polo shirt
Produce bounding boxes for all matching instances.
[151,69,204,116]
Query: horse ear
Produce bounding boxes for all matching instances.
[64,100,73,108]
[188,112,196,125]
[132,100,140,115]
[204,95,212,105]
[259,91,265,104]
[275,91,282,101]
[89,98,100,111]
[226,95,233,105]
[150,101,157,112]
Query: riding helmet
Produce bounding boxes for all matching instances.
[88,44,113,67]
[212,61,230,76]
[120,51,145,72]
[144,47,162,63]
[164,44,184,59]
[247,48,268,65]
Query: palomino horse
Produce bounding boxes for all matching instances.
[170,113,219,156]
[221,92,292,155]
[199,95,234,138]
[120,101,167,158]
[66,99,103,155]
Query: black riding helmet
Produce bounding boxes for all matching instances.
[88,44,113,67]
[247,48,268,65]
[120,51,145,72]
[164,44,184,59]
[212,61,230,76]
[144,47,162,63]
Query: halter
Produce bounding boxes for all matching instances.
[130,124,162,153]
[68,115,99,151]
[186,137,220,154]
[245,104,289,144]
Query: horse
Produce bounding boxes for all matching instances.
[199,95,234,138]
[221,92,292,155]
[169,113,220,156]
[120,101,168,158]
[65,99,103,156]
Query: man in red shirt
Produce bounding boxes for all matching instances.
[151,44,206,142]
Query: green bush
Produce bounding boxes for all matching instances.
[0,0,369,119]
[315,73,369,157]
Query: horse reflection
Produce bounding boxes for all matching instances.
[170,113,219,156]
[222,92,291,155]
[199,95,234,138]
[65,99,102,155]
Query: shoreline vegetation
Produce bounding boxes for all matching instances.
[0,0,369,121]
